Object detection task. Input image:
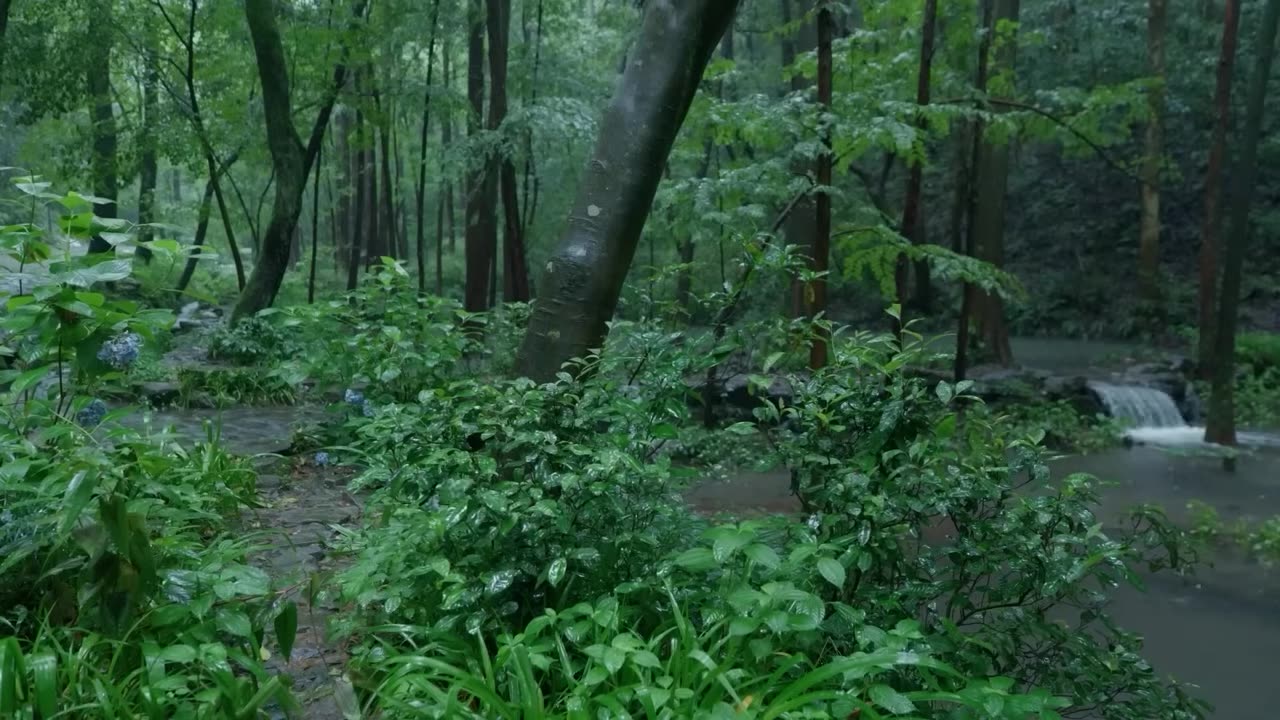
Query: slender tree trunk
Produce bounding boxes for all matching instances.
[896,0,938,318]
[177,179,217,293]
[488,0,529,302]
[436,163,446,295]
[0,0,12,89]
[375,86,397,261]
[87,0,118,255]
[1139,0,1168,305]
[956,0,996,382]
[233,0,364,322]
[782,0,818,318]
[464,0,494,312]
[1205,0,1279,446]
[416,0,442,293]
[443,48,458,253]
[308,143,322,303]
[807,4,833,370]
[333,105,353,269]
[347,113,366,292]
[1198,0,1240,380]
[136,23,160,264]
[516,0,741,381]
[177,152,239,293]
[521,0,545,238]
[971,0,1018,367]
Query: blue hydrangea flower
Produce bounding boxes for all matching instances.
[344,388,365,406]
[314,451,330,466]
[97,332,142,369]
[76,398,108,427]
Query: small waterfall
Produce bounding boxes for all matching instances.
[1087,381,1186,429]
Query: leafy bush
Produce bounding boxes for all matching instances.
[1236,331,1280,373]
[984,398,1124,453]
[331,324,1206,719]
[0,179,298,717]
[208,314,296,365]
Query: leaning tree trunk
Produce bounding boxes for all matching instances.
[515,0,741,381]
[1205,0,1280,446]
[1138,0,1168,306]
[1197,0,1240,380]
[87,0,117,255]
[233,0,363,322]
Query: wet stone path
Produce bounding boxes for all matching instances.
[122,404,360,718]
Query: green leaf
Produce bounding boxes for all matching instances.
[11,364,52,393]
[57,259,132,288]
[652,422,679,439]
[869,684,915,714]
[744,543,781,569]
[547,558,567,587]
[216,609,253,638]
[58,471,98,535]
[673,547,717,571]
[30,651,57,719]
[935,382,953,404]
[817,557,846,589]
[275,602,298,661]
[726,422,756,436]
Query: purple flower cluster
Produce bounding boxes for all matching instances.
[97,332,142,369]
[76,398,107,427]
[314,451,331,466]
[345,388,375,418]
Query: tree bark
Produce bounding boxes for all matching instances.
[896,0,938,318]
[233,0,364,322]
[1197,0,1240,380]
[333,105,353,269]
[0,0,12,90]
[87,0,117,255]
[136,23,160,264]
[415,0,442,293]
[807,5,833,370]
[374,83,396,261]
[516,0,741,381]
[464,0,496,312]
[488,0,529,302]
[347,105,366,292]
[1205,0,1279,446]
[782,0,818,318]
[1138,0,1168,304]
[970,0,1018,367]
[177,152,239,293]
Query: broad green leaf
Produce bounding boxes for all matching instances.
[11,364,52,393]
[58,471,98,535]
[547,558,567,587]
[869,684,914,715]
[817,557,846,589]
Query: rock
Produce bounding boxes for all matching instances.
[173,302,223,334]
[136,381,181,408]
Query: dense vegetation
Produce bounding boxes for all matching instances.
[2,0,1279,717]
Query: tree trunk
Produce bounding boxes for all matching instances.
[347,111,366,291]
[0,0,12,89]
[87,0,117,255]
[443,48,458,253]
[374,84,397,261]
[308,143,322,303]
[971,0,1018,367]
[894,0,938,325]
[233,0,363,322]
[807,4,833,370]
[488,0,529,302]
[415,0,442,293]
[955,0,997,383]
[1205,0,1279,446]
[516,0,741,381]
[177,179,217,294]
[464,0,495,312]
[1138,0,1168,304]
[333,105,354,269]
[782,0,818,318]
[136,23,159,264]
[1198,0,1240,380]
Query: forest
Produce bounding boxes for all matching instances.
[2,0,1280,717]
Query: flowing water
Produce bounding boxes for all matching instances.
[1088,381,1187,428]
